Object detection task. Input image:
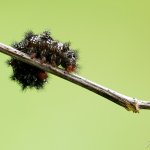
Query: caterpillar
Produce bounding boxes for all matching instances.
[7,31,78,89]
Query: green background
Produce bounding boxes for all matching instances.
[0,0,150,150]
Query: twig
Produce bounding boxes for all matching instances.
[0,42,150,113]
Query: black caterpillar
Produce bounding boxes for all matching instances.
[8,31,78,90]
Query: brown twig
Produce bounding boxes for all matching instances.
[0,42,150,113]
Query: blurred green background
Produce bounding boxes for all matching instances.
[0,0,150,150]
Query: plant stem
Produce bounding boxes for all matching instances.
[0,42,150,113]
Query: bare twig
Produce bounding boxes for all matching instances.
[0,42,150,113]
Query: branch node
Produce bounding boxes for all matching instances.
[125,99,140,113]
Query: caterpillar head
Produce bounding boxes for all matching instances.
[61,50,77,72]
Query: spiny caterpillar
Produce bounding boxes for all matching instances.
[7,31,78,90]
